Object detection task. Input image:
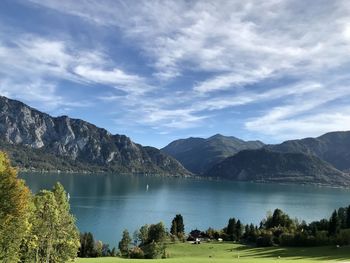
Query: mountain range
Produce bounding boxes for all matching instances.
[0,96,189,176]
[163,131,350,187]
[162,134,264,174]
[1,95,349,187]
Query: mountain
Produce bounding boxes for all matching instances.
[205,149,350,187]
[266,131,350,171]
[0,96,190,175]
[162,134,264,174]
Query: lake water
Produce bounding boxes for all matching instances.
[20,173,350,247]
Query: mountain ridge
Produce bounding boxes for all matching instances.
[162,134,264,174]
[205,148,350,187]
[0,96,190,176]
[266,131,350,171]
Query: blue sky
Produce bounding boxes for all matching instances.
[1,0,350,148]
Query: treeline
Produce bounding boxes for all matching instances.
[190,207,350,247]
[0,152,80,262]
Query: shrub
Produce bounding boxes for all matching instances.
[129,247,145,259]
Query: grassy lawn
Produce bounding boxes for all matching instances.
[77,242,350,263]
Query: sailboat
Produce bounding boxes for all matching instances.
[146,184,149,191]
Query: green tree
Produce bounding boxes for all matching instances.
[23,184,79,262]
[138,225,149,245]
[225,218,237,241]
[0,152,31,263]
[118,229,131,257]
[147,222,166,243]
[78,232,96,257]
[235,220,243,240]
[329,210,340,236]
[265,209,293,229]
[31,190,60,262]
[170,214,185,239]
[52,183,80,261]
[346,205,350,228]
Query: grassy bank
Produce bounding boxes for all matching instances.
[77,242,350,262]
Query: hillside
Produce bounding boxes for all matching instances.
[0,96,189,175]
[266,131,350,171]
[162,134,264,174]
[205,149,350,187]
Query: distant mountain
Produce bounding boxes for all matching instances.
[162,134,264,174]
[266,131,350,171]
[0,96,189,175]
[205,149,350,187]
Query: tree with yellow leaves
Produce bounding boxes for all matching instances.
[0,152,31,263]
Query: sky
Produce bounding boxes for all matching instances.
[1,0,350,148]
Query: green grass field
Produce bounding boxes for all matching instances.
[77,242,350,263]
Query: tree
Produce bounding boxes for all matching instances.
[22,184,79,262]
[346,205,350,228]
[52,182,80,261]
[226,218,237,241]
[265,209,293,229]
[0,152,31,263]
[78,232,96,258]
[118,229,131,257]
[235,220,243,240]
[147,222,166,244]
[329,210,340,236]
[138,225,149,245]
[31,190,60,262]
[170,214,185,238]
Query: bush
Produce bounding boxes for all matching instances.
[256,232,273,247]
[335,229,350,246]
[129,247,145,259]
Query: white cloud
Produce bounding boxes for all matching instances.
[0,34,150,107]
[245,84,350,139]
[4,0,350,141]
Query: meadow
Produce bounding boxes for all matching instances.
[77,242,350,263]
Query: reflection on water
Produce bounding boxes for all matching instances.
[20,173,350,246]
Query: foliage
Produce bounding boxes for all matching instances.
[79,233,96,258]
[129,247,144,259]
[0,152,31,263]
[170,214,185,239]
[118,230,131,257]
[21,183,80,262]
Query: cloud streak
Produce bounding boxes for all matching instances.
[1,0,350,145]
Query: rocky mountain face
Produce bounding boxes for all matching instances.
[266,131,350,171]
[162,134,264,174]
[0,96,189,175]
[205,149,350,187]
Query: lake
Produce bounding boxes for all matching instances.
[20,173,350,247]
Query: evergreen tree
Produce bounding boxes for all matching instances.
[170,214,185,238]
[235,220,243,240]
[118,229,131,257]
[329,210,340,236]
[0,152,31,263]
[346,205,350,228]
[78,232,96,258]
[138,225,149,246]
[226,218,237,241]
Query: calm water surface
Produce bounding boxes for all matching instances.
[20,173,350,246]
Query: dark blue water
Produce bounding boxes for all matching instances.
[20,173,350,247]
